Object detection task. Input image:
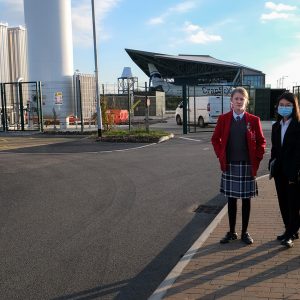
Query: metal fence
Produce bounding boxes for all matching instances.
[0,81,42,131]
[2,80,296,133]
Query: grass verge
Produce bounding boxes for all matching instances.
[97,129,172,143]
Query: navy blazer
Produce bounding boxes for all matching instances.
[270,119,300,182]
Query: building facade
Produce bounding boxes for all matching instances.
[126,49,265,88]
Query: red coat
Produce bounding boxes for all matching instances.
[211,111,266,176]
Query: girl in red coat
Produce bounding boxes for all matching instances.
[211,87,266,244]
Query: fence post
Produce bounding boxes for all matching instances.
[18,82,25,131]
[78,78,83,133]
[145,82,149,133]
[38,81,44,132]
[3,84,8,131]
[127,81,131,131]
[0,83,5,131]
[182,84,187,134]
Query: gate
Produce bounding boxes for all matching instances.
[0,81,43,132]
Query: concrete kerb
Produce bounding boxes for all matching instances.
[149,174,269,300]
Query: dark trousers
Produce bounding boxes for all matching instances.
[274,174,300,237]
[228,197,251,233]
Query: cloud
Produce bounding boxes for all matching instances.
[147,15,167,25]
[265,2,297,12]
[170,1,196,13]
[261,1,298,22]
[0,0,120,44]
[261,11,290,21]
[147,0,197,26]
[183,22,222,44]
[72,0,121,46]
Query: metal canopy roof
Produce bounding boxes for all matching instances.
[125,48,264,84]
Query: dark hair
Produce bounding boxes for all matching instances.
[276,92,300,122]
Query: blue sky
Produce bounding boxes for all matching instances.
[0,0,300,90]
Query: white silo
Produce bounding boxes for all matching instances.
[0,23,9,83]
[23,0,74,128]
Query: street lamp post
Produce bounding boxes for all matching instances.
[91,0,102,137]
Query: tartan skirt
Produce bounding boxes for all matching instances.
[220,161,258,199]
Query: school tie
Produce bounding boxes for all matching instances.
[236,116,241,122]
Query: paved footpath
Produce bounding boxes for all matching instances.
[151,176,300,300]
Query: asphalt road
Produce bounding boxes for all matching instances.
[0,124,271,300]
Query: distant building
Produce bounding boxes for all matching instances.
[126,49,265,88]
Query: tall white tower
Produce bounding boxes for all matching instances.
[23,0,74,127]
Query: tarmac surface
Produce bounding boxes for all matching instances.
[150,175,300,300]
[2,119,294,300]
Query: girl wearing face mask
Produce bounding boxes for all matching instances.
[212,87,266,245]
[270,92,300,248]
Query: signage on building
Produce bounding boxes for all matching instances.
[198,85,234,96]
[54,92,63,105]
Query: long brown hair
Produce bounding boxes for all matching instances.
[276,92,300,122]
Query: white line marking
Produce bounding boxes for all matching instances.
[178,137,202,142]
[98,143,157,154]
[0,142,157,155]
[149,174,268,300]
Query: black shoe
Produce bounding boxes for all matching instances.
[220,232,238,244]
[241,232,254,244]
[281,238,294,248]
[277,232,287,241]
[293,232,299,239]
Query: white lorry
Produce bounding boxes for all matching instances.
[175,95,231,127]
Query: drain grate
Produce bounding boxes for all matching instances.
[194,205,224,214]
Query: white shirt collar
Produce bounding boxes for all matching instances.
[233,110,245,120]
[280,118,292,127]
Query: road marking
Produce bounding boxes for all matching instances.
[178,137,202,142]
[149,174,268,300]
[98,143,157,153]
[0,142,158,155]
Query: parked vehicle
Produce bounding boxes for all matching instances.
[175,96,231,127]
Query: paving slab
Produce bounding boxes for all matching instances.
[150,176,300,300]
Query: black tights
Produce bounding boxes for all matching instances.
[228,197,251,234]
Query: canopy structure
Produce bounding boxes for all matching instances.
[125,48,265,87]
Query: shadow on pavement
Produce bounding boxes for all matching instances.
[51,194,226,300]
